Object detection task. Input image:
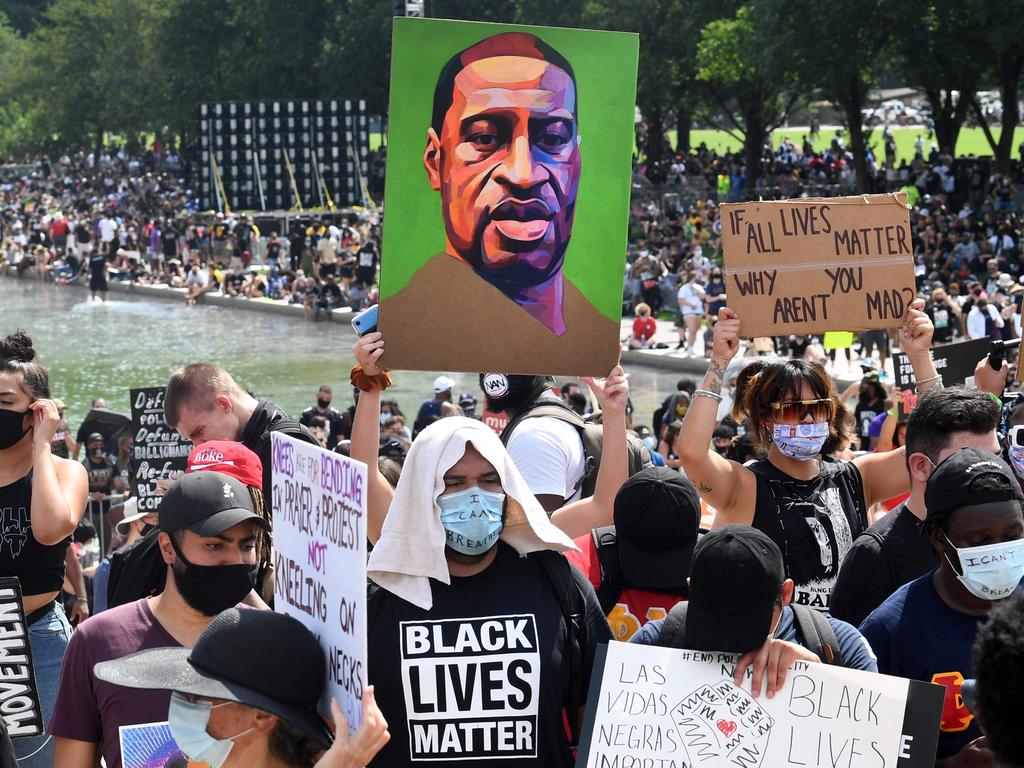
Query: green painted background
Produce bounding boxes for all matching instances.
[379,17,639,322]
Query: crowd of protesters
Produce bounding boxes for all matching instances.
[0,147,382,318]
[0,132,1023,768]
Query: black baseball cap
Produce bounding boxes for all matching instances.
[685,525,785,654]
[94,608,333,747]
[159,471,270,537]
[613,467,701,590]
[924,447,1024,521]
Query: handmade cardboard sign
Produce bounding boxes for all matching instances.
[129,387,191,512]
[576,641,945,768]
[0,578,43,738]
[271,433,367,731]
[894,338,990,416]
[721,193,915,337]
[378,17,638,376]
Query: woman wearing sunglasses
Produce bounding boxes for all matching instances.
[676,302,940,611]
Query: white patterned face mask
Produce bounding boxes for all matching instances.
[942,533,1024,601]
[772,421,828,460]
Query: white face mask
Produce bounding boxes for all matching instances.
[943,533,1024,601]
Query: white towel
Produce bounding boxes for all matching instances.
[367,416,577,609]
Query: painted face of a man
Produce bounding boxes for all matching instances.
[425,54,581,290]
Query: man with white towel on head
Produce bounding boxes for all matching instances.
[358,339,627,767]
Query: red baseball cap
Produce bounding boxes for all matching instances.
[185,441,263,489]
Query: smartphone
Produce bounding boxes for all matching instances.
[351,304,378,336]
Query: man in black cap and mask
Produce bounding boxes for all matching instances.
[632,526,876,697]
[49,471,269,768]
[566,467,701,641]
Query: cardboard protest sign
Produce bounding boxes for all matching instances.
[270,433,367,731]
[894,338,990,416]
[721,193,915,338]
[129,388,191,512]
[378,17,638,376]
[0,578,44,738]
[576,641,945,768]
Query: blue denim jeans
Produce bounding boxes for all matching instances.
[16,602,71,767]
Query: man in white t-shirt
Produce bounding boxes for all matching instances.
[482,373,586,511]
[98,215,117,244]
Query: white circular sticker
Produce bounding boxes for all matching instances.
[483,373,509,398]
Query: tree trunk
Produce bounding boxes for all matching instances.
[742,108,763,196]
[675,105,691,154]
[995,56,1023,174]
[94,128,104,158]
[926,89,964,157]
[644,106,664,165]
[841,85,869,194]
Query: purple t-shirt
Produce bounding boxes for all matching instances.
[49,599,179,768]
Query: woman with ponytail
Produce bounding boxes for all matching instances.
[0,330,88,766]
[675,304,939,612]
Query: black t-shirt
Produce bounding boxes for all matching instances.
[830,503,937,628]
[160,228,178,256]
[88,254,107,279]
[83,456,116,494]
[927,304,955,343]
[749,457,868,611]
[367,543,611,767]
[299,405,345,449]
[854,398,883,449]
[321,282,342,302]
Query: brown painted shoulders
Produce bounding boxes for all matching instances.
[379,254,618,375]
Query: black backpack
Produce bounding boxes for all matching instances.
[591,525,692,615]
[655,601,845,666]
[500,399,652,499]
[367,549,589,745]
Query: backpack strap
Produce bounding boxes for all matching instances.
[656,602,689,648]
[501,401,598,497]
[861,527,896,592]
[790,605,844,666]
[534,550,587,746]
[591,526,625,615]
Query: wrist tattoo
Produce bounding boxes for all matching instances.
[705,361,726,394]
[697,480,712,493]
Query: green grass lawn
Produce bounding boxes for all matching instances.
[371,125,1023,162]
[671,126,1024,164]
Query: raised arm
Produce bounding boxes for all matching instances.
[549,365,629,539]
[675,307,756,523]
[351,332,394,545]
[855,299,936,507]
[29,399,88,545]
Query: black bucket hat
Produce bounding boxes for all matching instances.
[93,608,333,747]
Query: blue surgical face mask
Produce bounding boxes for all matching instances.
[380,412,391,425]
[772,421,828,460]
[168,692,253,767]
[437,486,505,556]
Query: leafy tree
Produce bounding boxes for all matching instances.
[772,0,891,193]
[890,0,988,156]
[695,4,802,192]
[966,0,1024,174]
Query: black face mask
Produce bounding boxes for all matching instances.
[139,524,156,537]
[317,398,331,409]
[169,537,254,616]
[90,447,104,459]
[0,409,30,451]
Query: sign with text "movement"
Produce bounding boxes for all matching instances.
[576,641,945,768]
[721,193,915,338]
[271,433,367,731]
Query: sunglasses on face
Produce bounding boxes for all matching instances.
[770,398,833,423]
[1007,425,1024,448]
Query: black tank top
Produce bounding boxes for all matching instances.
[0,473,69,595]
[748,457,867,612]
